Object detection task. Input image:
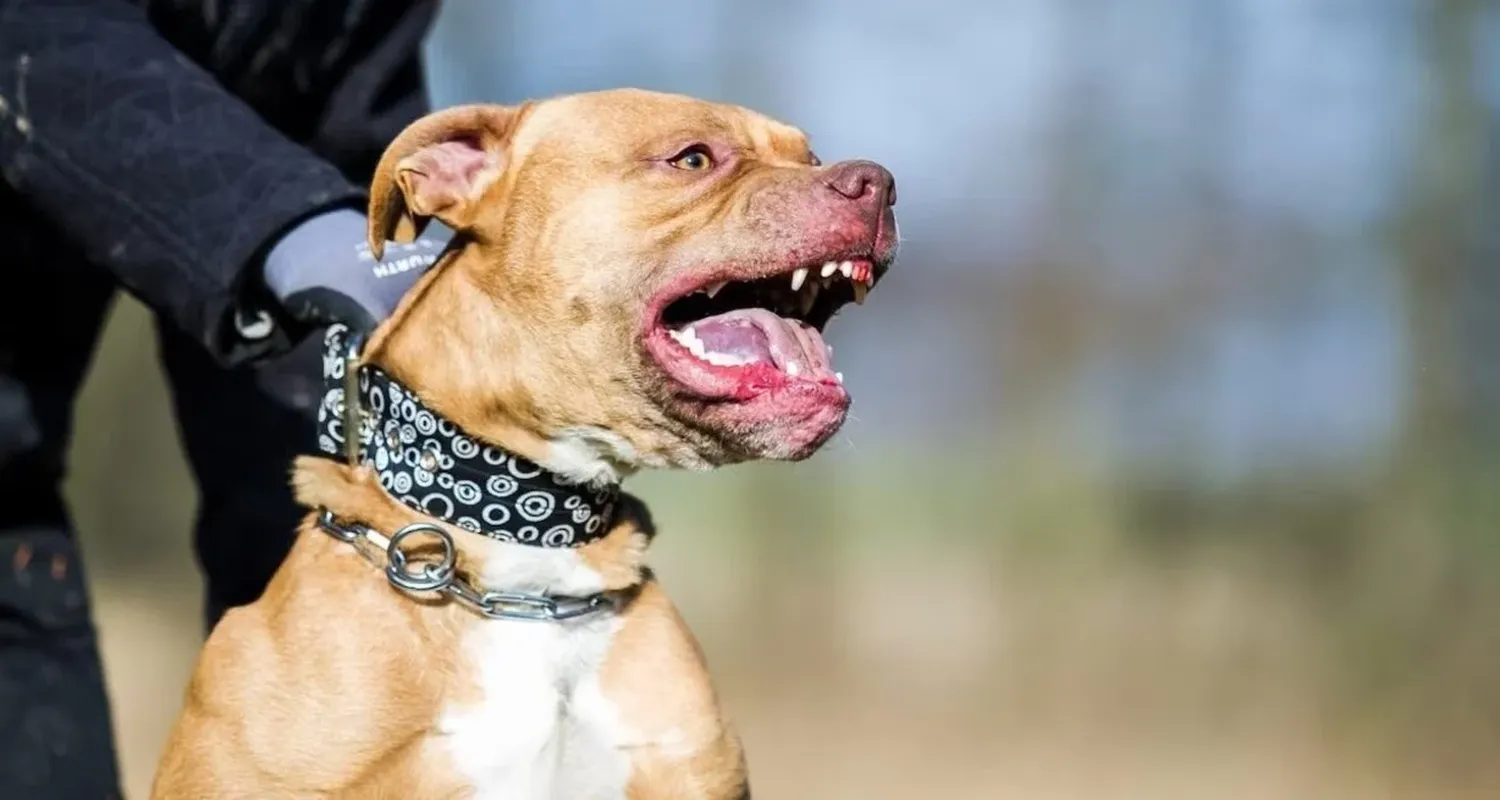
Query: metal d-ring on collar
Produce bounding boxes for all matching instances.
[318,334,612,623]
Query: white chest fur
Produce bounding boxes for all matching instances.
[437,544,634,800]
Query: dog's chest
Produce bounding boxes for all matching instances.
[438,613,632,800]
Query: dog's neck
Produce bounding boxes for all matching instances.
[317,324,624,552]
[364,261,641,486]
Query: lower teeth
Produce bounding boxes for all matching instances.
[668,328,751,367]
[702,351,750,367]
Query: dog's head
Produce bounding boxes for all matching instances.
[364,89,898,478]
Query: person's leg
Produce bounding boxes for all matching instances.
[0,190,123,799]
[154,323,321,630]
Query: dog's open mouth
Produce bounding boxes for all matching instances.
[645,258,876,398]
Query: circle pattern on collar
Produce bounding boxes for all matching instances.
[316,325,618,548]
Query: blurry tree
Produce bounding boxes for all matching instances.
[1394,0,1485,476]
[1465,9,1500,449]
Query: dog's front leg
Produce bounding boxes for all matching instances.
[585,580,749,799]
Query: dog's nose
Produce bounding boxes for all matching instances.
[823,160,896,208]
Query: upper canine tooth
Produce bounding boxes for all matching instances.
[705,281,727,298]
[852,282,868,305]
[791,267,809,292]
[821,262,839,278]
[839,261,853,278]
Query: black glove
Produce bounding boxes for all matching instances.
[259,208,451,335]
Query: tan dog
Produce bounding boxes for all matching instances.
[150,88,897,799]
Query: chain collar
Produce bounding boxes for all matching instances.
[315,324,619,548]
[315,510,614,621]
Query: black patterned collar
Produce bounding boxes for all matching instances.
[315,324,619,548]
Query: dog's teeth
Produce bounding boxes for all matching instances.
[839,261,853,278]
[821,261,839,278]
[836,372,844,383]
[852,282,868,305]
[674,326,708,357]
[706,281,727,298]
[786,362,801,377]
[676,327,748,367]
[791,267,809,292]
[703,351,747,367]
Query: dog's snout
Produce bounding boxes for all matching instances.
[823,160,896,207]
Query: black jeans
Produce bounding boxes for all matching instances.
[0,188,316,799]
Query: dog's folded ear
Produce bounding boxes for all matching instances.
[367,104,524,259]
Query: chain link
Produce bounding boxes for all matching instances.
[316,509,613,622]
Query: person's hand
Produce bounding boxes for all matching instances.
[259,208,451,335]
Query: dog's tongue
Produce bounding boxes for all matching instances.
[684,308,832,377]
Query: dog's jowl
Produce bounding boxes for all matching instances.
[150,88,898,800]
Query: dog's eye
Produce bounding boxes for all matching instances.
[668,145,715,171]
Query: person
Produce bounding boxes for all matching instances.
[0,1,453,796]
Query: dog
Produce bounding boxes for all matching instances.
[150,88,898,799]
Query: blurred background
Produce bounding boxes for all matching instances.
[68,1,1500,797]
